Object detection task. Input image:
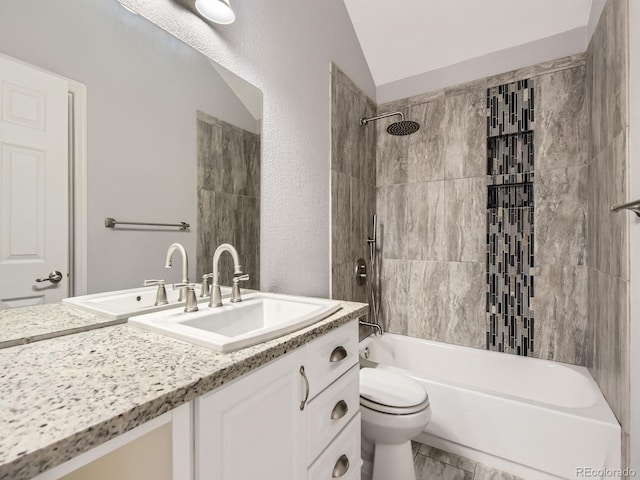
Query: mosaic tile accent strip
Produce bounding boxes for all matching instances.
[486,79,535,356]
[486,185,534,355]
[487,79,535,137]
[487,132,534,184]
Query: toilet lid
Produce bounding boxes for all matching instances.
[359,368,428,409]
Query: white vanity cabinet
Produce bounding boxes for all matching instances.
[195,320,361,480]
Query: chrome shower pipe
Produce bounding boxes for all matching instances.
[363,214,382,335]
[360,111,404,125]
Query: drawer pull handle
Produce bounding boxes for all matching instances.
[330,346,347,363]
[299,366,309,411]
[331,400,349,420]
[332,454,350,478]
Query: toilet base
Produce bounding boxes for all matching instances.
[372,440,416,480]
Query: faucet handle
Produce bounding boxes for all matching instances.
[232,274,250,284]
[144,279,168,306]
[201,273,213,297]
[172,283,198,313]
[231,274,250,303]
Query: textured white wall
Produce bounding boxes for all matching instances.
[121,0,375,296]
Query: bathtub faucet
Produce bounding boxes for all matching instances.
[359,317,383,336]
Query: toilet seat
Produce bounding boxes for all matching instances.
[359,368,429,415]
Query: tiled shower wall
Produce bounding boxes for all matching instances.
[376,55,588,364]
[586,0,630,464]
[330,65,377,304]
[196,111,260,289]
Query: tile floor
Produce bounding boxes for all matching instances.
[412,442,524,480]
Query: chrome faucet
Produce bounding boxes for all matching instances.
[165,243,189,301]
[210,243,249,307]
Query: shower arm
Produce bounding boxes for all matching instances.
[360,111,404,126]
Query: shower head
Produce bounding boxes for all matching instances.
[360,111,420,136]
[386,120,420,136]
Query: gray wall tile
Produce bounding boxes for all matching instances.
[445,262,485,349]
[533,265,588,364]
[331,261,353,301]
[407,182,445,261]
[589,270,629,430]
[363,98,378,187]
[535,166,588,266]
[197,189,215,263]
[374,56,589,362]
[535,67,587,170]
[379,259,410,334]
[443,90,486,179]
[243,131,260,198]
[331,170,351,264]
[377,185,408,259]
[196,118,221,191]
[196,114,260,286]
[407,261,448,340]
[220,121,247,195]
[622,432,630,473]
[444,78,487,98]
[236,196,259,257]
[588,0,628,159]
[331,74,360,176]
[350,178,375,262]
[586,1,629,443]
[330,66,377,303]
[408,101,445,182]
[590,129,628,279]
[486,53,586,88]
[376,108,409,186]
[445,177,486,263]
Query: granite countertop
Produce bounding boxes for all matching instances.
[0,301,367,480]
[0,304,123,349]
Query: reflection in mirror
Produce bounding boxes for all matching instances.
[0,0,262,316]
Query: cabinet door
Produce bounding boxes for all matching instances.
[195,347,307,480]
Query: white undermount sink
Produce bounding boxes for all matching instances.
[63,284,231,320]
[128,292,342,352]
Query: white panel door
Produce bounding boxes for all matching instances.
[0,54,69,308]
[195,347,308,480]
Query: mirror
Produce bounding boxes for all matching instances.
[0,0,262,319]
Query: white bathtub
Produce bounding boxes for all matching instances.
[359,334,621,480]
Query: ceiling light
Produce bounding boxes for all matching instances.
[195,0,235,25]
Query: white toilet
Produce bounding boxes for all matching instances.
[359,367,431,480]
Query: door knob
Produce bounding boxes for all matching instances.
[35,271,63,284]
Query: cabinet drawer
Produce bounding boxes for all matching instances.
[306,321,358,399]
[308,413,361,480]
[307,365,359,463]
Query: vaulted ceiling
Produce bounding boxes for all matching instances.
[343,0,593,88]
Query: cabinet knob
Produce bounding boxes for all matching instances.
[332,454,350,478]
[329,346,347,363]
[330,400,348,420]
